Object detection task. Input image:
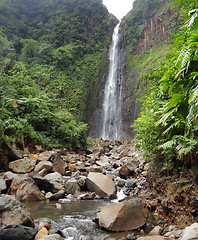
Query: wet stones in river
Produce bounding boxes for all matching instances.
[0,195,34,228]
[9,175,45,201]
[0,225,36,240]
[96,198,147,231]
[38,234,64,240]
[86,172,117,199]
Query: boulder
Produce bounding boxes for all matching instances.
[149,226,163,236]
[96,198,147,231]
[35,227,48,240]
[44,172,64,184]
[2,141,23,161]
[9,175,45,201]
[90,147,104,159]
[86,172,117,199]
[34,161,53,174]
[119,166,131,178]
[121,157,140,171]
[9,158,36,173]
[0,195,34,227]
[33,175,55,193]
[51,153,66,175]
[0,178,7,193]
[0,225,36,240]
[44,172,65,193]
[49,189,66,200]
[38,151,52,161]
[39,234,64,240]
[137,237,170,240]
[181,222,198,240]
[3,171,18,180]
[65,178,80,195]
[96,156,110,167]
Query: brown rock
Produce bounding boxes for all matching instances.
[69,164,79,172]
[35,227,48,240]
[9,158,36,173]
[38,151,52,161]
[9,175,45,201]
[86,172,116,199]
[0,195,34,227]
[119,166,131,178]
[86,166,103,173]
[51,153,66,175]
[96,198,147,231]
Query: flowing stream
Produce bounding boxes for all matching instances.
[101,22,124,140]
[24,199,155,240]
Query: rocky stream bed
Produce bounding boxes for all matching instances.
[0,139,198,240]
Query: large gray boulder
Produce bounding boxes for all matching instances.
[0,195,34,227]
[0,225,36,240]
[9,158,36,173]
[86,172,117,199]
[65,178,80,195]
[96,198,147,231]
[40,234,64,240]
[44,172,65,193]
[9,175,45,201]
[180,222,198,240]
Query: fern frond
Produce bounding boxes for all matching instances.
[189,85,198,103]
[185,9,198,30]
[176,137,197,157]
[158,139,177,150]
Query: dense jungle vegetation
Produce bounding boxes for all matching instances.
[0,0,116,148]
[124,0,198,172]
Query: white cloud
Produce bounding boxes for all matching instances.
[103,0,133,20]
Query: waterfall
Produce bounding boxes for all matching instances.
[101,22,123,140]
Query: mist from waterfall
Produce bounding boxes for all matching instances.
[101,22,123,140]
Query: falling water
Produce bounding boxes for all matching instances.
[101,22,123,140]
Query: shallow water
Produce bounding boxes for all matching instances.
[23,200,156,240]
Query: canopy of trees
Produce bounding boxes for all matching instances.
[0,0,116,148]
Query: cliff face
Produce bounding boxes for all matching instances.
[134,7,178,54]
[119,1,179,139]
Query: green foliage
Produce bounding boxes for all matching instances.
[132,3,198,164]
[0,62,87,148]
[0,0,115,148]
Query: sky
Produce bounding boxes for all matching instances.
[102,0,134,20]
